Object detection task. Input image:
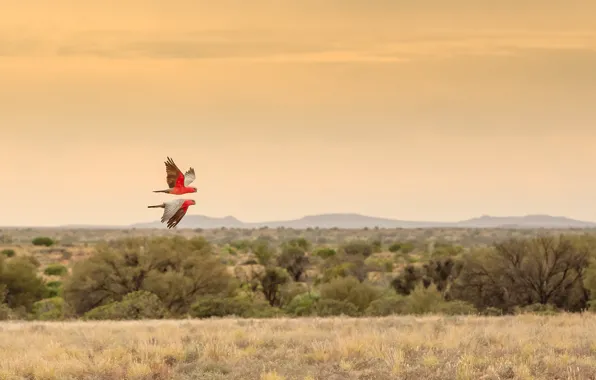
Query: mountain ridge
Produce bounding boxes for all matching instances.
[125,213,596,229]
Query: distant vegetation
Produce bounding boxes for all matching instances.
[2,227,596,320]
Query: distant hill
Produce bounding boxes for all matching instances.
[127,213,596,230]
[453,214,596,228]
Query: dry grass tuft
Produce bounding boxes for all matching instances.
[1,314,596,379]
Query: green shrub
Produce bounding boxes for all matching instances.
[32,237,55,247]
[321,262,355,283]
[0,256,46,311]
[279,282,309,307]
[190,295,254,318]
[32,297,65,320]
[341,240,374,257]
[252,240,275,266]
[481,307,504,316]
[400,242,415,254]
[313,247,336,259]
[285,292,320,316]
[0,286,13,321]
[83,291,168,320]
[319,276,382,312]
[436,300,477,315]
[388,242,402,253]
[190,294,282,318]
[44,264,68,277]
[402,283,445,314]
[365,294,408,316]
[364,257,394,272]
[314,299,359,316]
[1,249,15,258]
[46,281,63,298]
[0,304,12,320]
[514,303,559,316]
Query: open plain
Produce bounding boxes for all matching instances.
[2,314,596,380]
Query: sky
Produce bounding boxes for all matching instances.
[2,0,596,226]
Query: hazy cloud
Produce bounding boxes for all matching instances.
[0,28,594,63]
[0,30,584,62]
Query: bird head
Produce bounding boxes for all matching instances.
[190,187,198,192]
[190,199,197,205]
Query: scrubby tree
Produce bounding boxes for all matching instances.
[0,255,47,311]
[277,245,309,281]
[252,239,275,266]
[282,237,311,252]
[63,236,232,316]
[259,267,289,307]
[450,234,591,312]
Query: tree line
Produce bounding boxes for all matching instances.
[2,232,596,320]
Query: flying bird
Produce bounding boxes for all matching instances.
[147,199,196,229]
[153,157,197,195]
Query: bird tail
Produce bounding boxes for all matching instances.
[152,189,170,194]
[147,203,165,208]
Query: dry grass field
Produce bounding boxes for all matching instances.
[2,314,596,380]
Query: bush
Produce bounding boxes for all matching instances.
[83,291,168,320]
[252,240,275,266]
[279,282,309,307]
[0,304,12,320]
[46,281,62,298]
[388,242,402,253]
[0,256,47,311]
[514,303,559,316]
[32,237,55,247]
[401,283,445,315]
[313,247,336,259]
[190,295,254,318]
[319,276,382,312]
[314,299,359,316]
[341,240,374,257]
[44,264,68,277]
[285,292,320,316]
[436,300,477,315]
[1,249,15,258]
[364,256,394,272]
[190,294,283,318]
[481,307,504,316]
[365,294,408,316]
[0,286,13,321]
[32,297,65,320]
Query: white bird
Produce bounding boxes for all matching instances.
[147,199,196,229]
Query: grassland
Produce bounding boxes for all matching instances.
[2,314,596,379]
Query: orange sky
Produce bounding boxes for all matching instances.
[2,1,596,226]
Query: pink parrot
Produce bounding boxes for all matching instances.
[153,157,197,195]
[147,199,196,229]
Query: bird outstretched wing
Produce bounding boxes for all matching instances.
[161,199,185,223]
[164,157,185,189]
[166,206,189,229]
[183,167,196,186]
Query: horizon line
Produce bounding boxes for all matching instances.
[1,211,595,229]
